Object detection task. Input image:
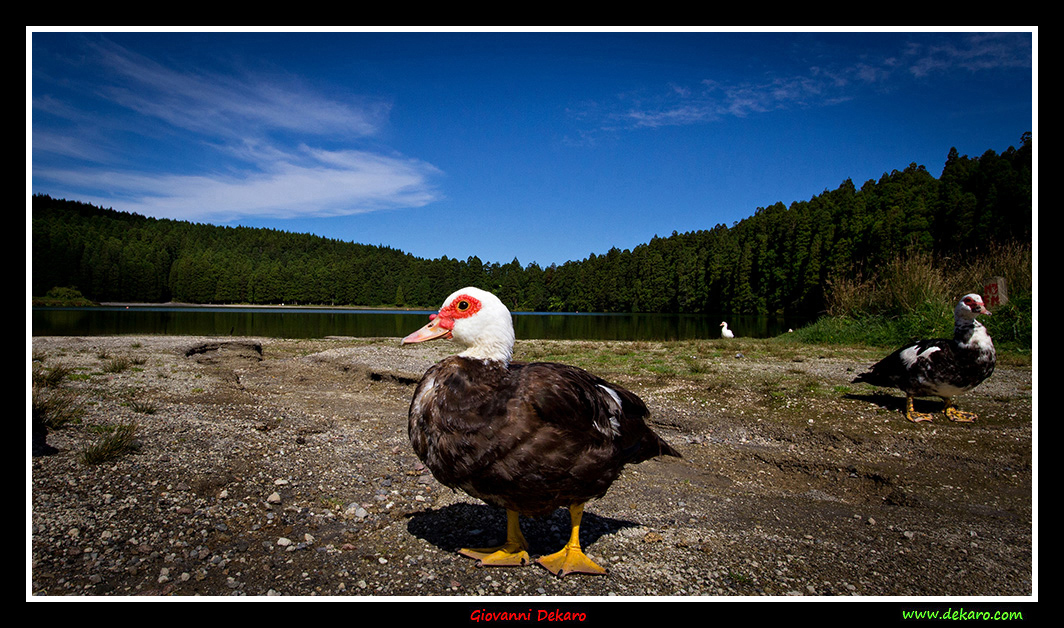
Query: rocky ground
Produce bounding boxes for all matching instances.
[29,334,1033,603]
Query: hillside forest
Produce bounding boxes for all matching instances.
[32,135,1031,322]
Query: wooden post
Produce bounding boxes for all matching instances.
[983,277,1008,307]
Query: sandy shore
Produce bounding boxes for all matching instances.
[30,335,1033,602]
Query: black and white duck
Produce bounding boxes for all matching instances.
[852,293,996,422]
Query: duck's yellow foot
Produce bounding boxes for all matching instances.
[536,544,608,577]
[535,503,608,577]
[905,397,935,422]
[944,405,977,422]
[459,544,530,567]
[459,509,530,567]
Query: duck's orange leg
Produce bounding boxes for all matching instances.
[943,398,978,422]
[459,509,530,567]
[905,396,936,422]
[536,503,608,577]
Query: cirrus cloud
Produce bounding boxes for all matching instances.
[31,34,442,223]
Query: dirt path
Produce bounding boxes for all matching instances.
[30,335,1033,601]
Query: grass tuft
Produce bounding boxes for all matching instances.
[79,423,140,465]
[32,386,84,430]
[103,356,132,373]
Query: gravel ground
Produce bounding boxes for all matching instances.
[29,335,1034,606]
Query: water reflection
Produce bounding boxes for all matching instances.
[32,306,802,341]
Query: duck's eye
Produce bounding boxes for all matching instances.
[456,300,470,312]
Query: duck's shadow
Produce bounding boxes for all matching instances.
[406,502,638,556]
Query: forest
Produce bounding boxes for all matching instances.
[31,134,1031,319]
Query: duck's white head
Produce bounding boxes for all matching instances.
[955,293,991,321]
[401,287,515,363]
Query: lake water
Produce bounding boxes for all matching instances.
[31,306,802,341]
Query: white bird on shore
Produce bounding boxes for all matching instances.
[720,322,734,339]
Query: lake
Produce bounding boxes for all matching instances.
[31,306,803,341]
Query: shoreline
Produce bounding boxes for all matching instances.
[93,301,434,311]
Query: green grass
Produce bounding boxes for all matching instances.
[790,310,1030,366]
[78,423,140,465]
[32,386,84,430]
[100,355,146,373]
[33,362,73,388]
[32,360,84,429]
[128,399,157,414]
[815,241,1031,359]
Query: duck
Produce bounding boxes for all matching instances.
[720,321,734,338]
[851,293,996,422]
[402,287,681,576]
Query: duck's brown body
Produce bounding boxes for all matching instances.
[402,286,680,576]
[409,356,679,517]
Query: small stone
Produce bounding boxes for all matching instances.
[267,492,282,504]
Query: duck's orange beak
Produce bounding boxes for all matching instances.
[401,314,454,344]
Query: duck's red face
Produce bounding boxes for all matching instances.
[437,294,482,324]
[402,293,483,344]
[962,295,990,315]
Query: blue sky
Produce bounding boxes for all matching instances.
[29,29,1035,268]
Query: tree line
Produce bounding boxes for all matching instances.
[31,134,1031,317]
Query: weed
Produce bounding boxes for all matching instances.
[79,423,139,465]
[32,386,84,430]
[820,241,1032,352]
[129,400,157,415]
[33,362,72,388]
[103,356,131,373]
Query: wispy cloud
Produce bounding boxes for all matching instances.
[84,38,388,140]
[588,32,1031,134]
[31,35,441,223]
[903,32,1032,78]
[604,73,842,131]
[34,147,442,222]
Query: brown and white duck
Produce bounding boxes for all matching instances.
[402,287,680,576]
